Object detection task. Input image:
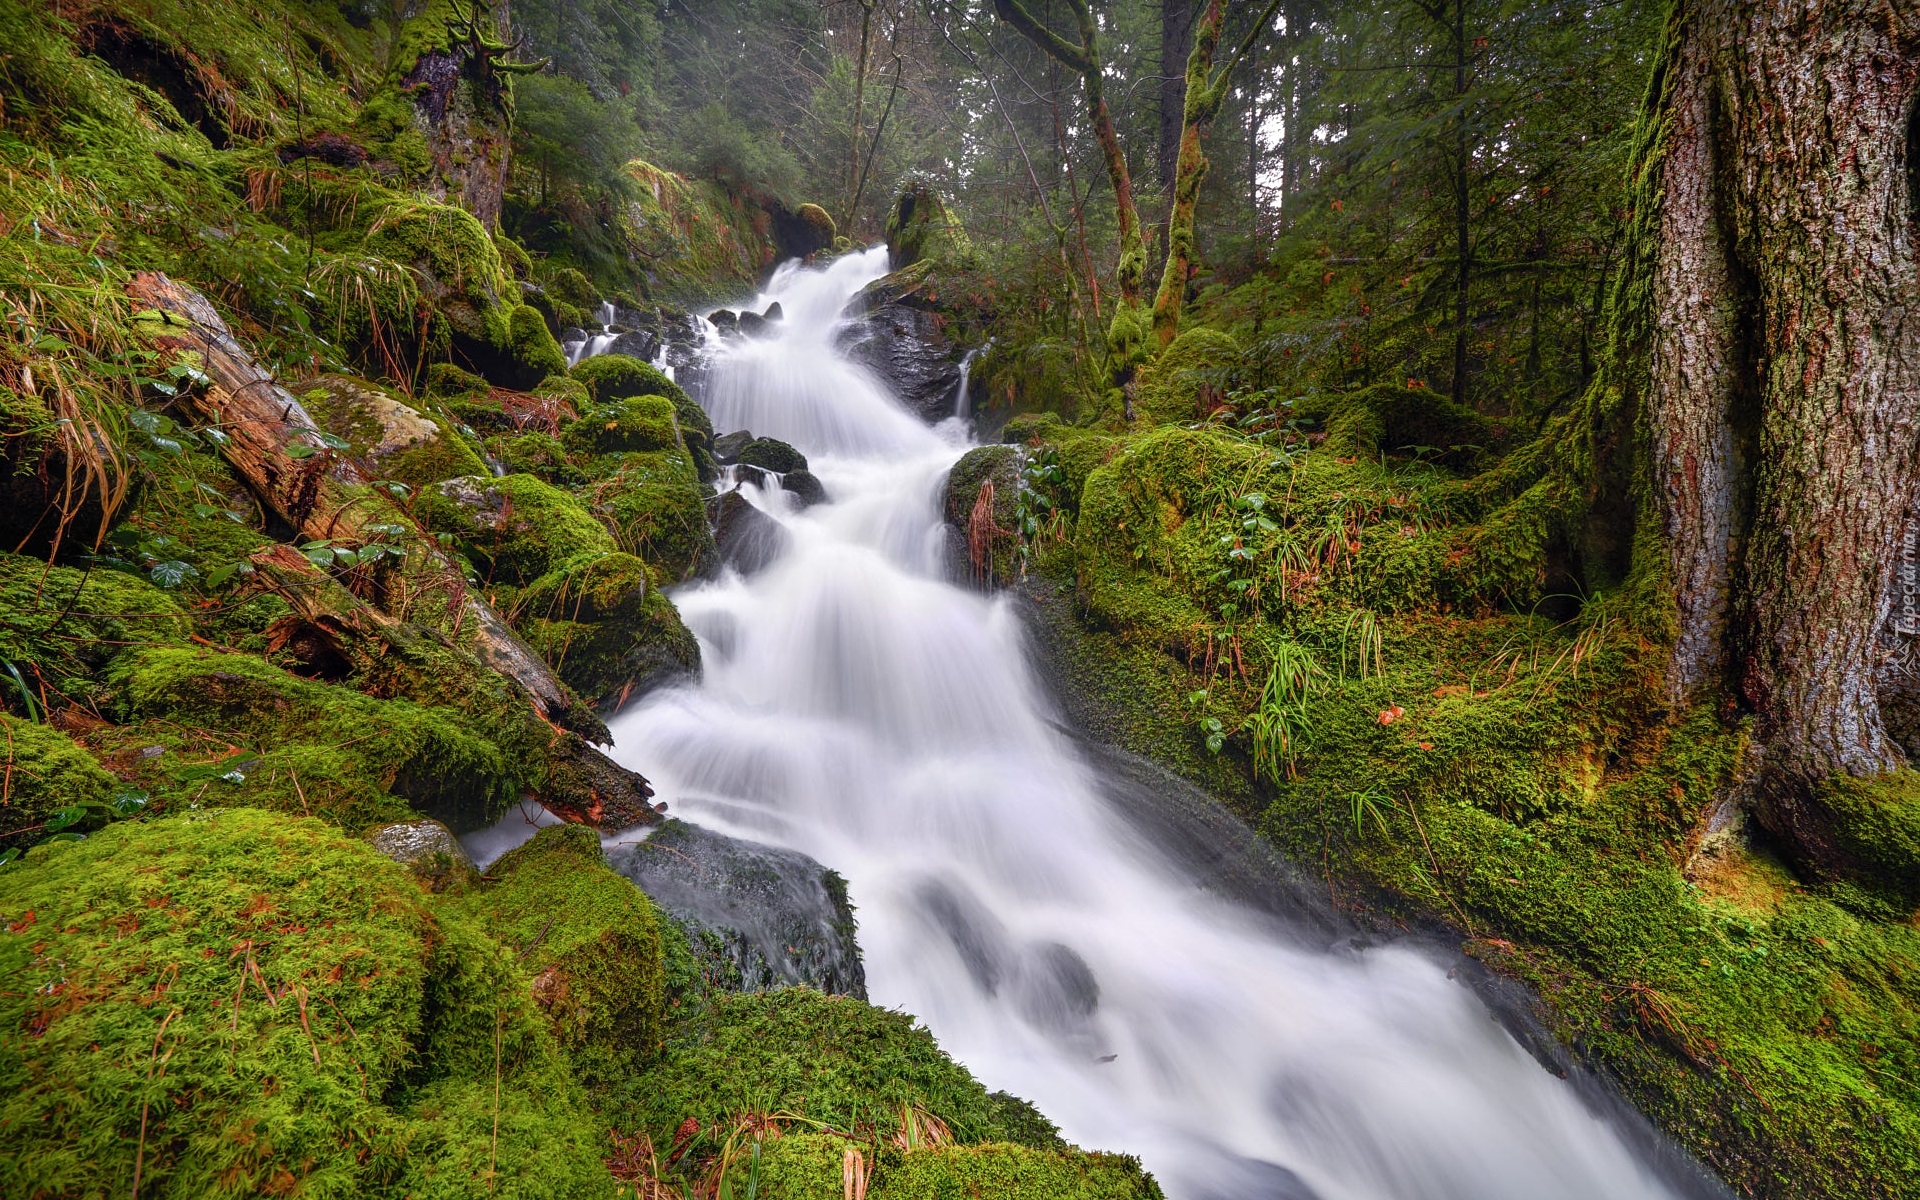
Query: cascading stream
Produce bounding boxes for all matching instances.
[609,247,1723,1200]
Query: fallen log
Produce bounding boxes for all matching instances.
[126,273,657,828]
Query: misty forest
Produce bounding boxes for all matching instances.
[0,0,1916,1197]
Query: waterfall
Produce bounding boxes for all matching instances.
[608,248,1726,1200]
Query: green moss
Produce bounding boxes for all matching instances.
[1294,382,1498,472]
[298,374,489,488]
[509,303,569,382]
[563,395,681,455]
[885,180,975,270]
[440,824,665,1085]
[0,555,192,714]
[794,203,837,251]
[582,450,715,582]
[973,338,1094,425]
[0,715,117,849]
[872,1143,1163,1200]
[1813,771,1920,908]
[423,473,616,584]
[426,363,494,400]
[486,431,582,484]
[737,437,808,474]
[0,809,616,1199]
[105,647,517,831]
[617,160,783,304]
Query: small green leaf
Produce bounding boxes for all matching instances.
[148,560,199,588]
[286,441,317,459]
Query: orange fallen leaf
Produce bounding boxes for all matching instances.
[1378,705,1404,725]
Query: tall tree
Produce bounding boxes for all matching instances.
[1157,0,1192,193]
[1627,0,1920,880]
[1151,0,1282,345]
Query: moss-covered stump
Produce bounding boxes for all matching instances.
[442,824,665,1085]
[1128,327,1240,427]
[942,445,1022,587]
[0,809,617,1200]
[885,179,975,272]
[425,473,616,585]
[0,715,119,850]
[515,552,701,711]
[295,373,489,488]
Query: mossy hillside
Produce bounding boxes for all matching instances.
[0,556,194,715]
[618,160,784,304]
[0,809,618,1200]
[0,715,120,849]
[752,1136,1162,1200]
[1024,404,1920,1198]
[103,646,519,832]
[439,824,666,1086]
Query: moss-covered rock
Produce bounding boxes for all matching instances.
[296,373,489,488]
[581,451,716,582]
[0,809,617,1200]
[442,823,665,1084]
[424,473,616,584]
[737,436,808,475]
[0,715,118,850]
[107,647,517,831]
[562,394,681,454]
[570,353,690,408]
[486,430,581,484]
[1294,381,1500,472]
[943,445,1022,586]
[515,553,701,710]
[0,556,193,713]
[367,816,480,894]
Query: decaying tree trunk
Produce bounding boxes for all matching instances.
[126,272,659,829]
[1641,0,1920,877]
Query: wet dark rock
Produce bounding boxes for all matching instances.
[781,468,829,509]
[366,818,479,894]
[712,430,754,464]
[610,819,866,998]
[736,310,768,338]
[940,444,1021,586]
[736,437,808,474]
[607,330,658,362]
[836,280,965,424]
[560,326,589,345]
[707,309,738,334]
[711,488,791,575]
[762,302,784,322]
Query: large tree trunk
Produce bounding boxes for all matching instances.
[1644,0,1920,878]
[124,273,661,829]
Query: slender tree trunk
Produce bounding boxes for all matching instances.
[845,0,877,231]
[1159,0,1192,194]
[1639,0,1920,879]
[1449,0,1473,407]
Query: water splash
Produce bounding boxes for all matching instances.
[610,251,1725,1200]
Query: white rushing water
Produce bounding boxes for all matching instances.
[609,247,1720,1200]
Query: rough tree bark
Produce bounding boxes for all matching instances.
[1159,0,1193,194]
[1641,0,1920,878]
[125,272,660,828]
[993,0,1150,304]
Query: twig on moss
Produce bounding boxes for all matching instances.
[131,1006,181,1200]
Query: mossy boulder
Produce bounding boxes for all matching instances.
[563,394,681,455]
[441,823,666,1084]
[581,451,716,582]
[791,202,837,255]
[1130,327,1240,426]
[296,373,488,488]
[737,436,808,475]
[425,473,616,584]
[1295,381,1499,471]
[486,430,581,484]
[570,353,690,408]
[0,556,192,712]
[514,553,701,710]
[0,809,617,1199]
[0,715,118,850]
[1804,770,1920,909]
[943,445,1022,586]
[107,647,517,832]
[362,200,566,388]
